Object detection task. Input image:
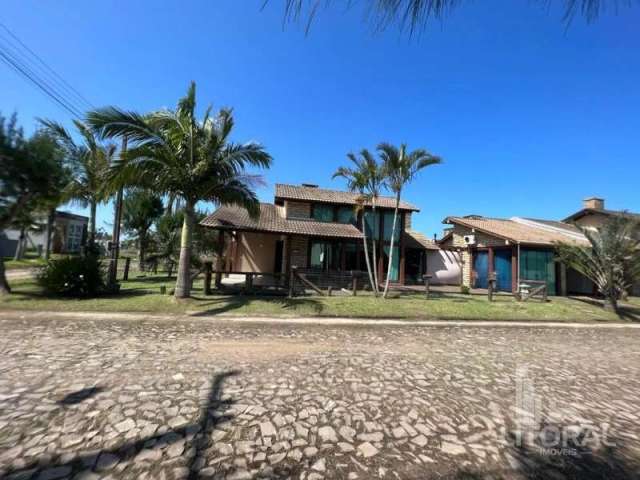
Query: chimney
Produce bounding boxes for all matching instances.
[583,197,604,210]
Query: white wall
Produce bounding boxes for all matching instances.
[426,250,461,285]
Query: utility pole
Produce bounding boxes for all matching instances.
[108,137,127,289]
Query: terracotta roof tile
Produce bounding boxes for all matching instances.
[275,184,419,211]
[404,230,440,250]
[200,203,363,239]
[563,208,640,223]
[444,216,589,246]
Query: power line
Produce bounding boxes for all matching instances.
[0,23,92,119]
[0,23,94,111]
[0,31,87,116]
[0,47,83,118]
[0,37,86,118]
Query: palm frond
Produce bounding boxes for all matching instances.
[86,107,167,148]
[280,0,628,35]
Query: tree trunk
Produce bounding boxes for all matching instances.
[174,202,194,298]
[44,208,55,260]
[604,295,618,313]
[0,256,10,295]
[383,193,401,298]
[138,231,146,272]
[89,201,97,247]
[14,228,25,261]
[371,202,379,295]
[360,210,376,293]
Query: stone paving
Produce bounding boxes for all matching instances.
[0,313,639,479]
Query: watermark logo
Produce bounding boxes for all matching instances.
[511,365,615,456]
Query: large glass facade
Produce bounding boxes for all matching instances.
[312,204,334,222]
[382,212,400,243]
[383,245,400,282]
[364,211,380,239]
[309,241,341,271]
[337,206,356,224]
[519,249,556,295]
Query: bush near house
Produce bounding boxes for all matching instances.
[37,255,105,297]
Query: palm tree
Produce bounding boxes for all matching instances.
[556,216,640,312]
[86,82,272,298]
[122,189,164,270]
[378,142,441,298]
[39,119,115,249]
[282,0,628,34]
[333,149,384,295]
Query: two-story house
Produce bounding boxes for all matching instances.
[200,183,443,286]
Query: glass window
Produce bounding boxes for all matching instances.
[337,206,356,224]
[383,211,401,243]
[310,242,326,269]
[310,241,344,271]
[364,211,381,240]
[519,249,556,295]
[313,204,334,222]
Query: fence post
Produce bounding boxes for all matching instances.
[123,257,131,281]
[542,283,548,302]
[204,261,212,295]
[245,273,253,294]
[327,286,332,297]
[422,274,432,299]
[487,272,496,302]
[351,271,359,296]
[288,266,297,298]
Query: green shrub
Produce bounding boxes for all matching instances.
[37,255,105,297]
[460,285,471,295]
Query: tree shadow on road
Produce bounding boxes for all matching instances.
[56,386,106,406]
[4,370,238,478]
[4,369,320,479]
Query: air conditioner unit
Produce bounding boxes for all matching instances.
[463,234,476,245]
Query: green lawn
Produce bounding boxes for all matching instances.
[1,274,639,322]
[3,256,47,270]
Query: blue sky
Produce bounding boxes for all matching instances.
[1,1,639,238]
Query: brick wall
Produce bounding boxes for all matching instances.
[285,201,311,219]
[449,224,509,288]
[289,235,308,269]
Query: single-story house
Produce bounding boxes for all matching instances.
[0,210,88,257]
[200,183,459,286]
[440,197,639,296]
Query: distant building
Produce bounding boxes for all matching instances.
[0,210,89,257]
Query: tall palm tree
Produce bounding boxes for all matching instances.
[333,149,384,295]
[39,119,115,249]
[86,82,272,298]
[378,142,441,298]
[556,216,640,312]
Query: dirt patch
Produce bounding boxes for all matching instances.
[196,340,334,361]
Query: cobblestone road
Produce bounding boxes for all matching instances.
[1,313,639,479]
